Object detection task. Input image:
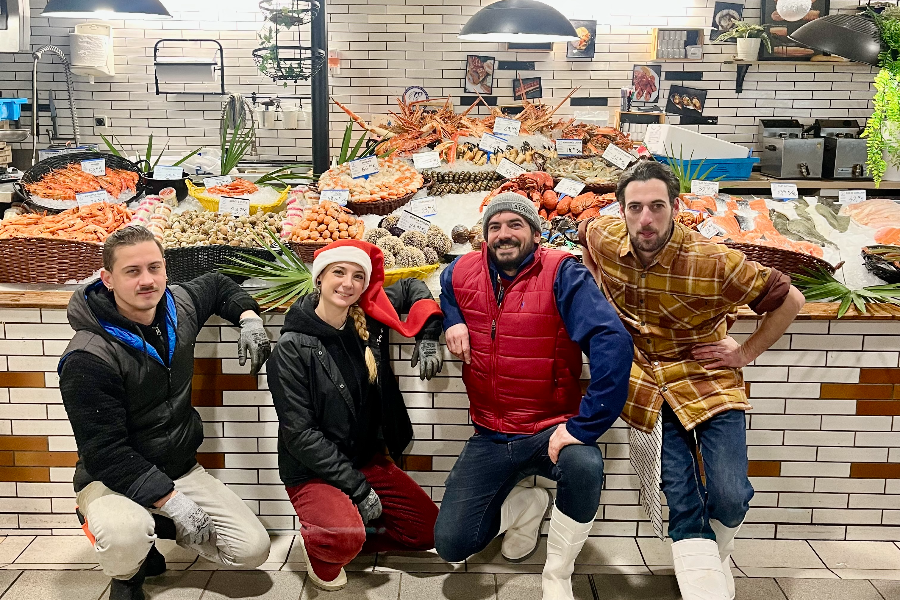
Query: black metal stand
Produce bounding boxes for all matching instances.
[735,63,751,94]
[310,0,329,174]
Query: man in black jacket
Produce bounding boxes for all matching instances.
[59,226,272,600]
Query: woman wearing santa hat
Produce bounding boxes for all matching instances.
[267,239,445,591]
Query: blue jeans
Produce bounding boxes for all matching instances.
[434,425,604,563]
[660,403,754,542]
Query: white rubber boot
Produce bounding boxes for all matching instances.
[671,538,730,600]
[541,504,592,600]
[500,485,553,561]
[710,519,742,600]
[296,528,347,591]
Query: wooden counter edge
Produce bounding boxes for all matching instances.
[3,290,900,320]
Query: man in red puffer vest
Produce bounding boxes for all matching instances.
[434,193,633,600]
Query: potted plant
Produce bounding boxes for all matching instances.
[715,21,773,61]
[99,133,202,201]
[862,8,900,185]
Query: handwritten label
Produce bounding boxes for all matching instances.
[496,157,527,179]
[408,196,437,217]
[838,189,867,205]
[479,133,509,153]
[412,151,441,170]
[555,178,586,198]
[600,203,622,217]
[218,196,251,216]
[320,189,350,206]
[397,209,431,234]
[153,165,183,180]
[602,144,636,170]
[698,219,725,238]
[203,175,232,188]
[691,180,719,196]
[770,183,799,200]
[76,190,108,206]
[493,117,522,137]
[349,156,380,179]
[81,158,105,176]
[555,139,583,156]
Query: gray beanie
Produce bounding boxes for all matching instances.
[482,192,542,239]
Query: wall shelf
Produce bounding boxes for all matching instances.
[723,56,852,94]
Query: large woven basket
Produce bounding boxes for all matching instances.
[340,176,432,216]
[383,263,440,286]
[164,245,276,284]
[288,240,329,263]
[0,237,103,283]
[724,242,835,276]
[185,180,289,214]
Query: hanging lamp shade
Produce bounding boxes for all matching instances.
[459,0,578,43]
[789,13,881,66]
[42,0,172,19]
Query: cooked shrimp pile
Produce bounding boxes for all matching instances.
[0,203,132,243]
[317,157,424,203]
[24,164,139,201]
[206,178,259,196]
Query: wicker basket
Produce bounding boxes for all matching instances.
[862,245,900,284]
[185,180,289,214]
[383,263,440,286]
[724,242,835,276]
[15,152,144,212]
[341,177,432,216]
[0,237,103,284]
[164,245,276,284]
[288,240,329,263]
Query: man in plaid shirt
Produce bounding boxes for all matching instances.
[579,160,805,600]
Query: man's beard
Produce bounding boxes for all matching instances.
[629,220,674,255]
[488,236,534,272]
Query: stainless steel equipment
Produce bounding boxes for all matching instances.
[31,45,81,165]
[759,119,824,179]
[0,0,30,53]
[813,119,869,179]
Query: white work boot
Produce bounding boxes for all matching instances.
[541,504,592,600]
[671,538,730,600]
[296,528,347,591]
[500,485,553,561]
[710,519,742,600]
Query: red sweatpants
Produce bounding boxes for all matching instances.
[286,454,438,580]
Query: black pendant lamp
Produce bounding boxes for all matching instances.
[43,0,172,19]
[789,13,881,66]
[459,0,578,43]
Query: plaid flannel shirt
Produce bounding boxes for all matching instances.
[584,216,772,433]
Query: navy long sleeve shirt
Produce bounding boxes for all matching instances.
[440,250,633,445]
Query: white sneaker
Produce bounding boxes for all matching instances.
[500,485,553,562]
[671,538,730,600]
[710,519,742,600]
[541,503,592,600]
[296,529,347,591]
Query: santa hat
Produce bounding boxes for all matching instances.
[312,239,443,338]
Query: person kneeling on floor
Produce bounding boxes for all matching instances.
[58,225,273,600]
[268,239,445,591]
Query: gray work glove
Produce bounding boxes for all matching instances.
[238,315,270,375]
[411,338,443,381]
[357,488,383,525]
[155,492,216,547]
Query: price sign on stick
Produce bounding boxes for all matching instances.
[602,144,636,170]
[600,203,622,217]
[320,190,350,206]
[555,139,583,156]
[76,190,108,206]
[349,156,379,179]
[493,117,522,137]
[770,183,799,200]
[496,157,526,179]
[838,190,866,205]
[408,197,437,217]
[412,151,441,170]
[555,178,586,198]
[153,165,183,180]
[203,175,232,188]
[218,197,251,216]
[698,219,725,239]
[397,210,431,233]
[691,180,719,196]
[479,133,508,153]
[81,158,105,176]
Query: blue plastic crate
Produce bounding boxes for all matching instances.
[0,99,27,121]
[652,154,759,181]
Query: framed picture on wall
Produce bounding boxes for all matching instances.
[761,0,830,60]
[632,65,661,102]
[567,20,597,59]
[465,55,495,94]
[711,2,744,42]
[665,85,707,116]
[513,77,542,100]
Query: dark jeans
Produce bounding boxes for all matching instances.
[434,425,604,563]
[661,403,754,542]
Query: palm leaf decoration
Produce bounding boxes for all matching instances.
[336,121,396,166]
[663,144,725,193]
[254,164,316,188]
[218,227,314,311]
[792,266,900,318]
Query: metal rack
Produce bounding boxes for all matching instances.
[153,39,225,96]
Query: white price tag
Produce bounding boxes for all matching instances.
[493,117,522,137]
[479,133,509,153]
[602,144,636,170]
[203,175,232,188]
[218,196,251,216]
[75,190,108,206]
[496,157,527,179]
[349,156,380,179]
[697,219,725,238]
[554,178,586,198]
[600,203,622,217]
[412,151,441,170]
[81,158,106,176]
[408,196,437,217]
[555,139,583,156]
[320,189,350,206]
[153,165,183,180]
[839,190,867,205]
[397,209,431,234]
[691,180,719,196]
[770,183,799,200]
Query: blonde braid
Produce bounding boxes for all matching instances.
[349,305,378,383]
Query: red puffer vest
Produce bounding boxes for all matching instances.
[451,245,584,434]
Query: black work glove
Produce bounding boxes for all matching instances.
[411,338,443,380]
[357,488,383,525]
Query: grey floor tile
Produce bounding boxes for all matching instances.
[741,568,837,579]
[495,573,593,600]
[872,579,900,599]
[0,537,34,564]
[466,538,545,574]
[576,538,645,566]
[732,540,825,569]
[98,570,213,600]
[202,570,306,599]
[2,570,110,600]
[302,571,401,599]
[376,549,464,573]
[0,570,21,594]
[775,578,884,600]
[398,573,496,600]
[155,540,197,564]
[589,573,682,600]
[636,537,671,566]
[14,535,96,564]
[735,578,787,600]
[266,535,295,564]
[810,541,900,570]
[833,569,900,580]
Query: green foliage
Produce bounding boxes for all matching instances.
[99,133,201,174]
[254,164,316,187]
[714,21,773,53]
[336,122,394,165]
[862,10,900,186]
[792,266,900,318]
[662,144,724,193]
[220,118,255,177]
